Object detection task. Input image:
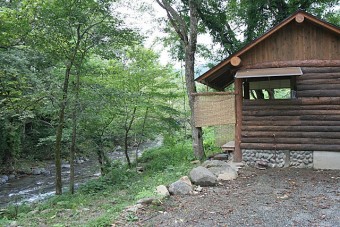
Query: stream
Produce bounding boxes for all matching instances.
[0,137,162,208]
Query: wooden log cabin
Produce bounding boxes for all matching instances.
[196,11,340,169]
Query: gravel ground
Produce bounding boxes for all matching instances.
[122,167,340,227]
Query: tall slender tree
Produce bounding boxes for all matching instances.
[156,0,205,159]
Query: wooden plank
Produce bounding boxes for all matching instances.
[242,125,340,132]
[301,115,340,121]
[298,84,340,91]
[301,67,340,73]
[243,104,340,111]
[244,60,340,69]
[241,131,340,139]
[243,109,340,116]
[298,72,340,80]
[243,99,300,106]
[242,137,340,145]
[242,120,340,126]
[296,79,340,85]
[297,90,340,97]
[240,143,340,151]
[243,115,301,121]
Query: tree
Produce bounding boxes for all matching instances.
[28,0,137,194]
[156,0,205,159]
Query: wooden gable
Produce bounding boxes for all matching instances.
[196,11,340,90]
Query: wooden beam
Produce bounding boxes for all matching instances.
[191,92,235,96]
[242,131,340,139]
[295,14,304,23]
[234,78,243,162]
[231,56,241,67]
[244,60,340,69]
[240,143,340,151]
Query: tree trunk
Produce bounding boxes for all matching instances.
[185,45,204,159]
[54,65,71,195]
[185,1,204,159]
[69,70,80,194]
[156,0,205,159]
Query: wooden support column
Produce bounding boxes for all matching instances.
[234,78,243,162]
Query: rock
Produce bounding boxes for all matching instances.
[212,153,229,160]
[126,204,143,213]
[218,171,238,181]
[194,186,203,192]
[179,176,192,186]
[1,175,9,181]
[115,145,122,151]
[41,169,51,176]
[9,221,18,227]
[32,168,42,175]
[137,197,156,205]
[189,166,217,186]
[156,185,170,197]
[202,160,229,168]
[61,164,71,169]
[8,174,16,180]
[169,180,192,195]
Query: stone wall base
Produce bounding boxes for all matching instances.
[242,150,313,168]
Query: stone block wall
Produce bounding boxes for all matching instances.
[242,150,313,168]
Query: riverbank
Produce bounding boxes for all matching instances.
[0,137,163,208]
[0,139,194,226]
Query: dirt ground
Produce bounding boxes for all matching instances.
[122,167,340,227]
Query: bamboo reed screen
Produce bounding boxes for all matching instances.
[193,93,235,127]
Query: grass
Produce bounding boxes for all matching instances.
[0,138,197,226]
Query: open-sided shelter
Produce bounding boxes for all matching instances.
[196,11,340,169]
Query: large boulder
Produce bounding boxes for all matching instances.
[189,166,217,186]
[202,160,238,181]
[168,180,192,195]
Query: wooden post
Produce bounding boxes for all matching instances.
[234,78,243,162]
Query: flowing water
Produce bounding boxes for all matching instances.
[0,138,162,208]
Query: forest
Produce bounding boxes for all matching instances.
[0,0,339,226]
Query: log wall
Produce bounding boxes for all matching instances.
[241,67,340,152]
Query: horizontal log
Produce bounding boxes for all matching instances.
[297,90,340,97]
[301,115,340,121]
[242,120,340,126]
[243,104,340,111]
[301,67,340,73]
[241,131,340,139]
[296,79,340,85]
[243,115,301,121]
[242,137,340,145]
[192,92,235,96]
[242,125,340,132]
[298,72,340,80]
[243,109,340,116]
[240,143,340,151]
[298,84,340,91]
[243,99,299,106]
[243,97,340,106]
[244,60,340,69]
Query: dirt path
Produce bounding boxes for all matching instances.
[126,168,340,226]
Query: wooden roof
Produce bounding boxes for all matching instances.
[196,10,340,90]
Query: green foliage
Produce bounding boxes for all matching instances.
[3,139,194,226]
[202,127,220,157]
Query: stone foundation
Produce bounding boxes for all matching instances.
[242,150,313,168]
